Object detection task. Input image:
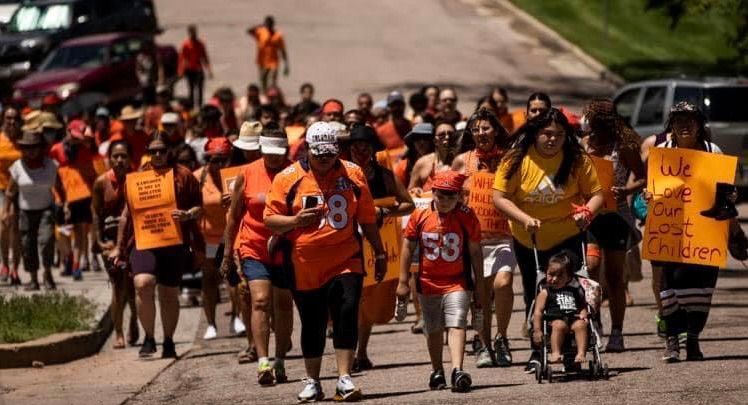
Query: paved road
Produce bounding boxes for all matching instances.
[156,0,615,111]
[121,1,748,404]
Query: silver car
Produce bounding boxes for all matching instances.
[613,78,748,186]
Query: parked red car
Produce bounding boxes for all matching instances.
[13,32,176,111]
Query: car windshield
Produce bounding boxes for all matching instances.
[7,4,71,32]
[39,44,105,71]
[704,87,748,122]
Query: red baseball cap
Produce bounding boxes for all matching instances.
[67,119,88,140]
[432,170,467,192]
[204,136,232,156]
[42,93,62,106]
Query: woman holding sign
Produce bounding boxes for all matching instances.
[347,124,414,372]
[264,121,386,402]
[113,133,204,359]
[222,123,293,385]
[649,102,727,362]
[453,107,515,368]
[91,140,139,349]
[580,99,646,353]
[493,108,603,372]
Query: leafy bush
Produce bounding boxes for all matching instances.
[0,293,96,344]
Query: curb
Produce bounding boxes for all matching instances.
[0,304,112,369]
[490,0,626,87]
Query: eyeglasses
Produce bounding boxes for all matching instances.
[148,148,168,156]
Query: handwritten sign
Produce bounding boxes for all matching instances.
[402,192,432,231]
[58,166,93,202]
[220,165,246,197]
[590,156,617,211]
[363,216,402,287]
[126,169,182,250]
[642,148,737,267]
[467,171,509,240]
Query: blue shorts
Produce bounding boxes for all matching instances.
[240,259,289,289]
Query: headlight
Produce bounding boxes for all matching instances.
[56,82,79,99]
[20,38,43,48]
[12,89,22,99]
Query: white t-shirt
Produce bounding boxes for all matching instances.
[9,158,58,211]
[657,139,723,154]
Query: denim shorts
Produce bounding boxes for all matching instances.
[240,259,289,289]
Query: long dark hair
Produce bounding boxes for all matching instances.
[465,107,511,150]
[526,92,552,112]
[503,108,582,187]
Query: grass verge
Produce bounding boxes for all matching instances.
[510,0,746,81]
[0,292,96,344]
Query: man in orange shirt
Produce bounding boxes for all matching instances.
[397,170,484,393]
[376,91,411,167]
[248,16,289,92]
[178,25,213,107]
[0,107,21,284]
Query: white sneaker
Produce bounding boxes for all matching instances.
[232,317,246,336]
[334,374,362,402]
[203,325,218,340]
[298,378,324,403]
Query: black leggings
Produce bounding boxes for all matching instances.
[660,263,718,337]
[514,233,586,318]
[292,273,363,358]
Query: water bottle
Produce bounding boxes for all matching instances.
[395,296,408,321]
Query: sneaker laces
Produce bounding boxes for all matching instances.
[337,375,355,391]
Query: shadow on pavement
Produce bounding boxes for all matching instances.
[364,389,430,400]
[699,336,748,342]
[702,355,748,362]
[471,383,525,391]
[371,361,432,371]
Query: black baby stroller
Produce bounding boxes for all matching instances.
[527,237,609,383]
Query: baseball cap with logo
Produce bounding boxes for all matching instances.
[306,121,340,156]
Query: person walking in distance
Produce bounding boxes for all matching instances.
[248,16,289,91]
[178,25,213,108]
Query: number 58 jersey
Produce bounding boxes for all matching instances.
[264,159,377,291]
[404,203,481,296]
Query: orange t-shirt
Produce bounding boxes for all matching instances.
[238,159,289,265]
[252,27,285,69]
[404,203,481,295]
[0,133,21,190]
[194,167,225,245]
[264,159,377,291]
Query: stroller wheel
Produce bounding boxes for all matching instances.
[546,365,553,383]
[535,365,542,383]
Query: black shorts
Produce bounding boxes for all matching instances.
[587,212,634,251]
[68,198,93,225]
[130,245,187,287]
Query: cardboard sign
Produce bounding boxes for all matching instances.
[642,148,737,268]
[220,165,246,197]
[467,171,509,239]
[58,166,93,203]
[126,169,182,250]
[363,216,402,287]
[402,192,432,231]
[92,156,108,175]
[590,156,617,211]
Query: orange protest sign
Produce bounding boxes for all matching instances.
[285,125,305,146]
[467,171,509,239]
[590,156,616,211]
[92,156,108,175]
[642,148,737,268]
[126,169,182,250]
[58,166,93,203]
[363,216,402,287]
[402,193,432,230]
[220,165,246,196]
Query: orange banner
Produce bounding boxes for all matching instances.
[590,156,616,211]
[467,171,509,239]
[363,216,402,287]
[220,165,246,197]
[126,169,182,250]
[642,148,737,267]
[58,166,92,203]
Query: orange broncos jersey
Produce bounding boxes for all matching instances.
[264,159,377,291]
[404,203,481,296]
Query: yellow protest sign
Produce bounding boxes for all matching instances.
[642,148,737,268]
[467,171,510,239]
[589,156,617,211]
[126,169,182,250]
[363,216,402,287]
[220,165,246,197]
[58,166,93,203]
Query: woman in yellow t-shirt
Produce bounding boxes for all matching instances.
[493,108,603,372]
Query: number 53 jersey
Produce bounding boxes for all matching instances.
[264,159,377,291]
[404,203,481,296]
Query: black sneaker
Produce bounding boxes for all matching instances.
[685,336,704,361]
[524,350,541,374]
[139,336,157,358]
[450,369,472,393]
[428,369,447,390]
[162,337,177,359]
[662,336,680,363]
[494,334,512,367]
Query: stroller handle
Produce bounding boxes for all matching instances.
[531,232,590,277]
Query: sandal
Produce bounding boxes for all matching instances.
[237,346,258,364]
[411,319,424,334]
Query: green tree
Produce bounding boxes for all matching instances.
[646,0,748,61]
